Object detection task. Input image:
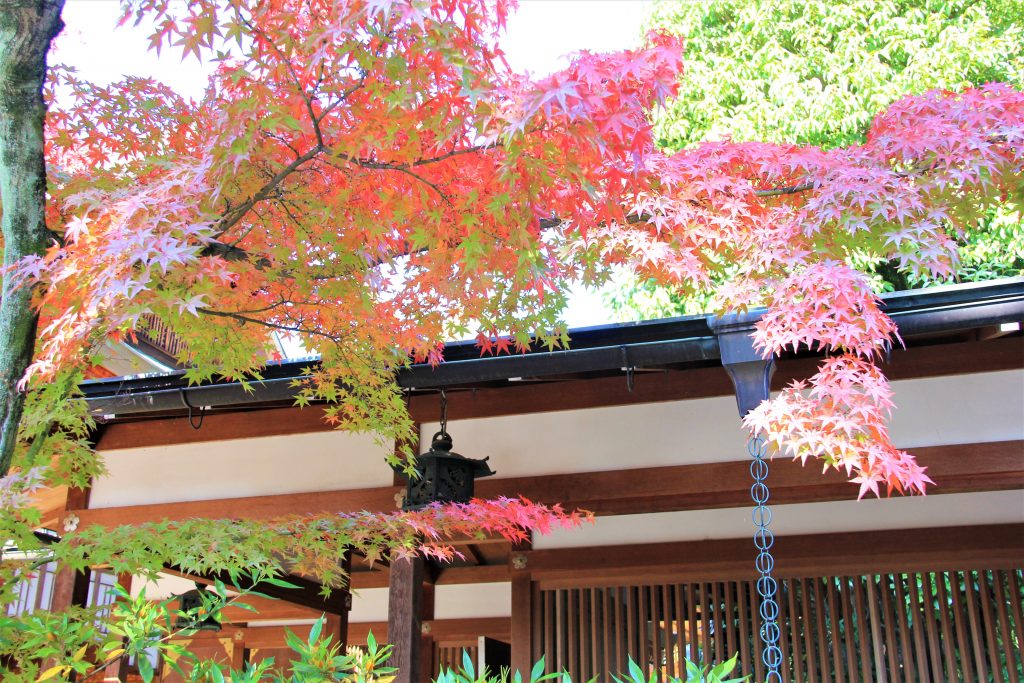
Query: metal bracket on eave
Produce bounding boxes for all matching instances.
[709,312,775,418]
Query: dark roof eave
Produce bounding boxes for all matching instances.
[80,277,1024,418]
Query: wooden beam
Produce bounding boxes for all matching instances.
[73,440,1024,527]
[517,523,1024,589]
[232,617,512,650]
[97,404,335,451]
[75,485,401,527]
[95,337,1022,450]
[162,566,348,616]
[219,595,322,623]
[30,484,69,529]
[416,336,1022,423]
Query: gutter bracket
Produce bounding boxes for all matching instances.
[709,312,775,418]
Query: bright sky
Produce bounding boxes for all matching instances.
[56,0,653,327]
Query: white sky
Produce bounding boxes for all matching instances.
[55,0,653,327]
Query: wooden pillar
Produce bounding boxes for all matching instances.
[388,554,426,683]
[326,552,353,648]
[420,577,435,682]
[49,565,90,612]
[510,551,534,677]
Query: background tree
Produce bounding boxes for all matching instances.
[607,0,1024,320]
[0,0,65,477]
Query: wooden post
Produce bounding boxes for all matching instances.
[49,565,90,612]
[229,629,247,671]
[388,554,426,683]
[50,486,92,613]
[420,578,436,683]
[510,552,533,677]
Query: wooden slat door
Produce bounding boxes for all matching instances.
[532,569,1024,682]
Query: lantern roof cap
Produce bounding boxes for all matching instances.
[420,431,495,477]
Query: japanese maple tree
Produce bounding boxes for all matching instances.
[0,0,1022,674]
[7,0,1017,499]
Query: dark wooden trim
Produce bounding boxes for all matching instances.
[517,524,1024,589]
[317,617,513,646]
[74,440,1024,527]
[95,337,1022,450]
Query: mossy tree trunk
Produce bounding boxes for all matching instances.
[0,0,64,476]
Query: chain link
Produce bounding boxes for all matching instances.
[749,434,783,681]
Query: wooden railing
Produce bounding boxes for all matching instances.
[532,569,1024,683]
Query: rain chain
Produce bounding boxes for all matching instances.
[749,434,783,681]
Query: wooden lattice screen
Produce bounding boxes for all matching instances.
[533,569,1024,682]
[434,642,479,675]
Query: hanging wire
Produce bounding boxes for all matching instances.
[178,389,205,430]
[749,434,783,681]
[438,389,448,437]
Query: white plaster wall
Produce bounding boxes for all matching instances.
[130,572,196,600]
[888,369,1024,447]
[434,582,511,619]
[90,430,394,508]
[349,587,390,623]
[348,583,512,623]
[422,370,1024,478]
[532,489,1024,549]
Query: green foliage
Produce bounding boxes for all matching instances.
[434,653,747,683]
[647,0,1023,150]
[604,0,1024,320]
[614,654,747,683]
[0,564,396,682]
[601,270,716,323]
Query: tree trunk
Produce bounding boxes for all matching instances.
[0,0,64,476]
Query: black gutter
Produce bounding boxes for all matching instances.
[81,278,1024,418]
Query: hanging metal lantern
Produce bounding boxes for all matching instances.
[394,390,495,510]
[173,582,222,632]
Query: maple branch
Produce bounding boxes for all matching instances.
[410,143,493,167]
[749,158,942,199]
[317,74,367,123]
[393,166,454,206]
[198,307,344,344]
[210,143,324,239]
[754,181,817,197]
